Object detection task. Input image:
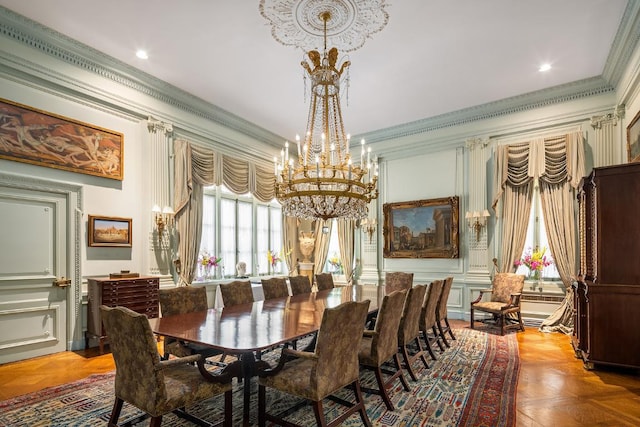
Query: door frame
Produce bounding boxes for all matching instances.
[0,172,83,351]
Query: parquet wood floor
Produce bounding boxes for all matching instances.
[0,321,638,426]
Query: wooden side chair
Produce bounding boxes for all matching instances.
[218,280,254,307]
[397,284,429,381]
[158,286,225,363]
[261,277,289,300]
[315,272,335,291]
[385,271,413,294]
[289,275,312,295]
[100,305,233,427]
[435,276,456,347]
[470,272,525,335]
[358,289,410,411]
[419,280,445,360]
[258,300,372,427]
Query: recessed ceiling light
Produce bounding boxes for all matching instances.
[136,50,148,60]
[539,63,551,72]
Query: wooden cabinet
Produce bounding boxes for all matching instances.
[86,276,159,352]
[574,163,640,369]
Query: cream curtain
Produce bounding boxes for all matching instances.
[313,220,332,276]
[337,219,355,284]
[173,139,278,285]
[282,216,298,274]
[492,131,585,333]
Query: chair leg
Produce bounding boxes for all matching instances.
[421,330,438,361]
[258,384,266,427]
[393,353,411,392]
[312,400,327,427]
[437,320,450,348]
[108,397,124,427]
[400,344,419,381]
[414,337,429,369]
[224,388,232,427]
[470,307,475,330]
[353,380,372,427]
[432,326,445,351]
[518,311,525,331]
[445,318,456,341]
[374,366,395,411]
[500,314,505,336]
[150,416,163,427]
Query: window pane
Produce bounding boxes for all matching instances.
[256,205,269,275]
[237,201,253,275]
[220,198,236,278]
[270,206,284,273]
[324,221,342,274]
[200,194,216,256]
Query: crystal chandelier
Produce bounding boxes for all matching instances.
[274,11,378,220]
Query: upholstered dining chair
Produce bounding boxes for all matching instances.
[158,286,225,363]
[385,271,414,294]
[261,277,290,300]
[435,276,456,347]
[397,284,429,381]
[315,272,335,291]
[358,289,410,411]
[289,275,313,295]
[218,280,254,307]
[100,305,233,427]
[470,272,526,335]
[258,300,372,427]
[419,280,445,360]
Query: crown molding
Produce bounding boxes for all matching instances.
[601,0,640,86]
[0,6,286,149]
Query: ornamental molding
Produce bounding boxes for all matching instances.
[590,104,625,129]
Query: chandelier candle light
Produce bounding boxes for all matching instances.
[274,11,378,220]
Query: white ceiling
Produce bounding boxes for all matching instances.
[0,0,630,141]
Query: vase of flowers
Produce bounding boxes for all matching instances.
[198,252,222,280]
[328,253,343,274]
[267,249,281,275]
[514,246,553,284]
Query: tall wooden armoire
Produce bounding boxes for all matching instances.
[573,162,640,370]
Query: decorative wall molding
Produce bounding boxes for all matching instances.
[590,105,626,167]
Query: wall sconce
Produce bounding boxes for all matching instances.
[152,204,174,235]
[466,209,490,241]
[360,217,377,242]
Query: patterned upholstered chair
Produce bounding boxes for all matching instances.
[385,271,413,294]
[315,272,335,291]
[159,286,224,363]
[289,275,312,295]
[261,277,289,300]
[218,280,254,307]
[435,276,456,347]
[470,273,525,335]
[100,305,232,427]
[398,284,429,381]
[258,300,372,427]
[358,289,410,411]
[419,280,445,360]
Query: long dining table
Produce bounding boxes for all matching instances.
[148,284,384,426]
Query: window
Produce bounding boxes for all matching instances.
[199,185,282,280]
[514,179,560,280]
[323,221,343,274]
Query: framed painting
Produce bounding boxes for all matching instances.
[627,109,640,163]
[0,98,123,180]
[88,215,132,247]
[383,196,459,259]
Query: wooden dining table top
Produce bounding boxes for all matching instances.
[148,284,383,354]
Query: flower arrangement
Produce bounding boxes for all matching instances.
[198,252,221,280]
[514,246,553,279]
[328,253,342,273]
[267,249,281,268]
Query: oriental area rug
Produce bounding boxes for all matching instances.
[0,328,519,427]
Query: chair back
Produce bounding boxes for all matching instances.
[218,280,254,307]
[398,284,427,346]
[159,286,208,316]
[100,305,165,412]
[315,272,335,291]
[385,272,413,294]
[369,290,407,364]
[491,273,525,304]
[420,280,443,331]
[288,275,312,295]
[261,277,289,300]
[437,277,454,320]
[314,300,370,397]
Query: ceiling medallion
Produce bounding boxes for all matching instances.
[259,0,389,52]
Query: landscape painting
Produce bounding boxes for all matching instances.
[383,196,459,258]
[88,215,132,247]
[0,98,123,180]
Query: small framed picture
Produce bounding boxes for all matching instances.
[627,110,640,163]
[88,215,132,247]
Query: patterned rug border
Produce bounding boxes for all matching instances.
[0,328,519,427]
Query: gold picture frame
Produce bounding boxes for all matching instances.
[88,215,132,247]
[627,109,640,163]
[383,196,459,259]
[0,97,123,180]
